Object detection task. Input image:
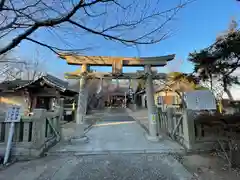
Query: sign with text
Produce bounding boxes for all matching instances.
[183,90,216,110]
[5,105,21,123]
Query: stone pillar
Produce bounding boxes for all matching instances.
[182,109,195,149]
[144,65,158,141]
[57,98,64,141]
[72,64,89,142]
[32,109,47,148]
[76,76,87,124]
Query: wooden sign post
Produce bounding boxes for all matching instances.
[3,105,21,165]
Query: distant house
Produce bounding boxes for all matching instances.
[0,74,77,114]
[135,80,196,108]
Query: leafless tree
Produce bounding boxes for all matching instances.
[0,50,22,81]
[0,0,194,55]
[0,51,44,81]
[199,79,224,100]
[19,57,44,80]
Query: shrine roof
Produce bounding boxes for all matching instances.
[0,74,77,94]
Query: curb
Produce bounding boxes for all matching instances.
[135,119,149,133]
[47,148,186,156]
[126,108,149,132]
[84,123,94,134]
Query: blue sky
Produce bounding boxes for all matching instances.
[16,0,240,78]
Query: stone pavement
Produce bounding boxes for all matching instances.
[0,108,194,180]
[0,153,193,180]
[61,113,102,141]
[49,108,183,155]
[126,108,149,131]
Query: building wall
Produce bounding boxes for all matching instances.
[154,91,180,105]
[0,92,29,113]
[138,91,181,108]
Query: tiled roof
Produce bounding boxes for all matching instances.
[0,73,76,93]
[0,79,31,91]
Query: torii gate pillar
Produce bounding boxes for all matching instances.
[73,64,89,142]
[76,64,88,124]
[144,65,158,141]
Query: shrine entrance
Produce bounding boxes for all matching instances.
[107,94,125,108]
[59,54,175,141]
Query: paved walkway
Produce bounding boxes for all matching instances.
[49,108,183,155]
[0,154,192,180]
[126,108,149,131]
[0,108,193,180]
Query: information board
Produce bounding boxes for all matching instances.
[5,105,21,123]
[183,90,216,110]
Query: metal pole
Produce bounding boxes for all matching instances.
[4,122,15,165]
[144,65,158,141]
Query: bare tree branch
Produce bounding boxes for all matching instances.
[25,37,94,54]
[0,16,17,31]
[0,0,6,10]
[0,0,194,55]
[0,0,86,54]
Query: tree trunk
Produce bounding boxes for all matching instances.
[207,70,213,91]
[210,75,213,91]
[224,85,234,101]
[225,88,234,101]
[223,77,234,101]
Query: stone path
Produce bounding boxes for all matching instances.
[126,108,149,131]
[0,153,193,180]
[49,108,183,155]
[0,108,193,180]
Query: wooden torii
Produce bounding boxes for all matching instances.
[59,53,175,141]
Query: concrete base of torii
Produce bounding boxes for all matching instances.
[145,133,160,142]
[71,126,89,143]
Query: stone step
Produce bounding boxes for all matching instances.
[46,148,185,157]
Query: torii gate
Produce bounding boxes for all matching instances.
[59,54,175,141]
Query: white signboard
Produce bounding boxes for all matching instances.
[5,105,21,123]
[183,90,216,110]
[157,96,164,105]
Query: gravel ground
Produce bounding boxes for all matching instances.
[0,153,192,180]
